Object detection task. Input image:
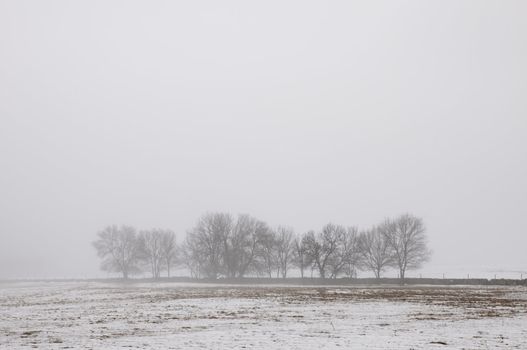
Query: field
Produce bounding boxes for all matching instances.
[1,282,526,349]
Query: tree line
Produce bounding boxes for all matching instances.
[93,213,431,280]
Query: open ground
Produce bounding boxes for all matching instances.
[1,282,526,349]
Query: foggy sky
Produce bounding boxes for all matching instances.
[1,1,526,279]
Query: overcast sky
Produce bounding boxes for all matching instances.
[1,1,526,279]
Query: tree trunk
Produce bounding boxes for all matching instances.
[400,268,405,281]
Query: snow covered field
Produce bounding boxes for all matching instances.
[1,282,526,349]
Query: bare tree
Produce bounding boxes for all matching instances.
[180,235,202,278]
[182,212,275,279]
[275,226,294,278]
[302,230,322,277]
[185,212,233,279]
[224,214,269,278]
[93,225,140,279]
[380,214,431,280]
[138,229,164,279]
[358,226,393,278]
[160,230,177,278]
[333,226,361,278]
[317,224,344,278]
[301,224,360,279]
[292,233,311,278]
[303,224,342,278]
[257,229,278,278]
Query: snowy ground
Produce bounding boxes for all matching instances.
[1,282,526,349]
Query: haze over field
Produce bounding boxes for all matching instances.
[1,1,526,279]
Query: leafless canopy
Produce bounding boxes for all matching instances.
[380,214,431,280]
[137,229,177,279]
[358,226,394,278]
[93,212,431,280]
[92,225,141,279]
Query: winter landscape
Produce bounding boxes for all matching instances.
[2,281,527,349]
[2,1,527,349]
[2,211,526,350]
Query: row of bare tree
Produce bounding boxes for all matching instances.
[93,213,431,280]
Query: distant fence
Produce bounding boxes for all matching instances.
[173,277,527,286]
